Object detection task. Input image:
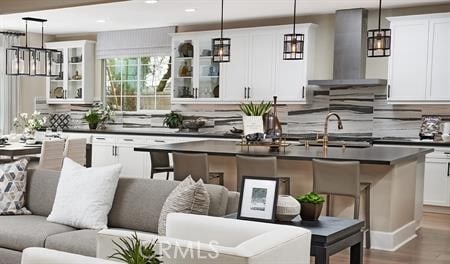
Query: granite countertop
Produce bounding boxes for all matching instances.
[134,140,433,165]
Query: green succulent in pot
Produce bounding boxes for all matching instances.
[296,192,325,221]
[163,111,183,129]
[109,232,162,264]
[239,101,272,116]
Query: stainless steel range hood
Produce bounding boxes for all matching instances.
[309,8,387,87]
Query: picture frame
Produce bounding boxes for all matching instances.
[237,176,279,223]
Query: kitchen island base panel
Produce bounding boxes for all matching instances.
[208,157,423,251]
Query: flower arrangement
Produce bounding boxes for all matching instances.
[83,103,115,129]
[13,111,47,135]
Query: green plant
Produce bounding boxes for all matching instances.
[83,109,103,125]
[163,111,183,128]
[296,192,325,204]
[109,232,162,264]
[83,104,115,125]
[239,101,272,116]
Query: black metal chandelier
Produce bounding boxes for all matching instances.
[283,0,304,60]
[367,0,391,57]
[6,17,62,77]
[212,0,230,63]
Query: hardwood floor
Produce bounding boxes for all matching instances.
[321,212,450,264]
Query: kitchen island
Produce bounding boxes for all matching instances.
[136,140,432,251]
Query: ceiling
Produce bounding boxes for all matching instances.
[0,0,449,34]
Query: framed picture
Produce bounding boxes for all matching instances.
[237,176,279,223]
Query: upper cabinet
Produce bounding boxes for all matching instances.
[171,24,316,104]
[45,40,96,104]
[388,13,450,103]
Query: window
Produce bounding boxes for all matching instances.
[104,56,171,111]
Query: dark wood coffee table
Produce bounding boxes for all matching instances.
[225,214,364,264]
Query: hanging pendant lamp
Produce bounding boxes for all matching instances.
[368,0,391,57]
[212,0,230,63]
[283,0,304,60]
[6,17,62,77]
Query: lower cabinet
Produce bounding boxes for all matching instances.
[424,156,450,207]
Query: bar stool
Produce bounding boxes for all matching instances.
[63,138,87,166]
[149,151,173,180]
[312,159,371,249]
[236,155,290,195]
[173,152,224,185]
[38,140,66,171]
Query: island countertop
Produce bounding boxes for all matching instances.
[134,140,433,165]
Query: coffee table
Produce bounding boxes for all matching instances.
[225,214,364,264]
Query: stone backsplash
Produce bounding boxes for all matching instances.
[35,85,450,139]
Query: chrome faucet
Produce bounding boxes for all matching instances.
[322,112,344,149]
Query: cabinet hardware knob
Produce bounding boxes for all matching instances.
[447,163,450,177]
[247,87,251,99]
[123,139,134,142]
[387,84,391,98]
[302,86,305,98]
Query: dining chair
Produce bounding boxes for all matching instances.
[172,152,224,185]
[149,151,173,180]
[312,158,371,248]
[236,155,290,195]
[63,138,87,166]
[38,140,65,171]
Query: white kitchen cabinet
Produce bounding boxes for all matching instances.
[388,19,429,101]
[387,12,450,103]
[171,24,316,104]
[424,158,450,206]
[428,17,450,100]
[45,40,96,104]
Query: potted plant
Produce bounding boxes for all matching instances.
[83,104,115,130]
[13,111,47,137]
[109,232,161,264]
[163,111,183,129]
[296,192,325,221]
[239,101,272,137]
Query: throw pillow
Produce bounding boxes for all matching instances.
[0,159,31,215]
[158,176,210,235]
[47,158,122,229]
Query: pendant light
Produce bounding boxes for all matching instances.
[212,0,230,63]
[283,0,304,60]
[367,0,391,57]
[6,17,62,77]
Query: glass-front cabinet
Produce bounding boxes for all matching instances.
[45,40,95,104]
[172,35,221,103]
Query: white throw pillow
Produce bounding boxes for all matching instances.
[47,158,122,229]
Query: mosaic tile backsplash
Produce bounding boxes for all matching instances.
[35,85,450,139]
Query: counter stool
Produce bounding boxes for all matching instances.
[312,159,371,249]
[150,151,173,180]
[173,152,224,185]
[236,155,290,195]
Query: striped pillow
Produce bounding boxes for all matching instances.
[158,176,210,235]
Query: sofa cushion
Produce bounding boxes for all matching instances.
[204,184,229,217]
[45,229,98,257]
[158,176,210,235]
[47,158,122,229]
[0,215,75,251]
[26,169,60,217]
[0,247,21,264]
[0,159,31,215]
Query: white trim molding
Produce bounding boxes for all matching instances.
[370,220,418,251]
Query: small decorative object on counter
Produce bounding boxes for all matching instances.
[72,70,82,80]
[109,232,161,264]
[182,118,206,132]
[163,111,183,129]
[419,116,441,140]
[264,96,282,140]
[179,61,192,77]
[240,101,272,137]
[83,103,115,130]
[276,195,301,221]
[296,192,325,221]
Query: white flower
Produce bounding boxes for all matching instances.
[13,117,18,122]
[20,113,28,119]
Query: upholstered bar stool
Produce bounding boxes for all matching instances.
[312,159,371,249]
[173,152,224,185]
[149,151,173,180]
[236,155,290,195]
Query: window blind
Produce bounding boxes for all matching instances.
[96,26,175,59]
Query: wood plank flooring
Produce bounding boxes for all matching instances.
[319,212,450,264]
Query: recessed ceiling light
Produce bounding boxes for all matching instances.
[96,19,106,23]
[145,0,158,4]
[185,8,196,12]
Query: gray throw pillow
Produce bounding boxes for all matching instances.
[0,159,31,215]
[158,176,210,235]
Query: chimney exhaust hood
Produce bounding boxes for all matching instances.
[309,8,387,87]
